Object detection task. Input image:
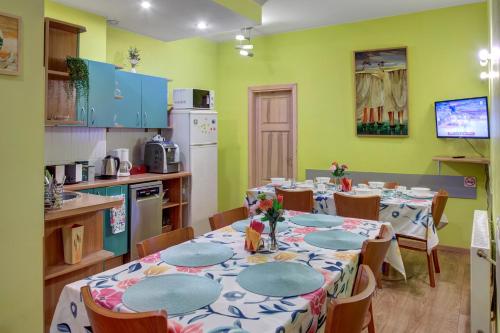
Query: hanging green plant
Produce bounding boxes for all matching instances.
[65,57,89,103]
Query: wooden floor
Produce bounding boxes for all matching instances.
[372,249,470,333]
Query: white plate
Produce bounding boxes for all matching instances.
[368,181,384,189]
[296,183,314,189]
[406,191,434,199]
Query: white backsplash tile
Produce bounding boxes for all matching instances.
[45,127,157,174]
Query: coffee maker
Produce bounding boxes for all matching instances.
[144,140,180,174]
[111,148,133,177]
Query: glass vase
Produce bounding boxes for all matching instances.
[267,219,279,252]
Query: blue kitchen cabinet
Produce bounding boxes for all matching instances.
[114,71,142,128]
[77,186,129,256]
[141,75,168,128]
[87,60,116,127]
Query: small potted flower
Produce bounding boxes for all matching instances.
[128,47,141,73]
[256,193,285,251]
[330,162,348,190]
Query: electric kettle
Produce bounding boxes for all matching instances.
[101,155,120,179]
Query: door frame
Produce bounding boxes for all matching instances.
[248,83,298,188]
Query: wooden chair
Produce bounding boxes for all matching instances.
[356,225,392,333]
[81,285,168,333]
[334,192,381,221]
[276,188,314,212]
[383,182,398,189]
[209,206,248,231]
[325,265,376,333]
[136,226,194,258]
[396,189,448,287]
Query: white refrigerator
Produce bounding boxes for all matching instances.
[171,110,218,236]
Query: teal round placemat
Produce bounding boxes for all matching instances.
[237,262,324,297]
[304,230,366,250]
[160,242,234,267]
[231,219,289,234]
[290,214,344,228]
[122,274,222,315]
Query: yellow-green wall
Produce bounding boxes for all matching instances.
[216,3,489,248]
[0,0,44,332]
[45,0,107,62]
[106,27,217,96]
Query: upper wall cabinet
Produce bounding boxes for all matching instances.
[114,71,142,128]
[88,60,116,128]
[141,75,168,128]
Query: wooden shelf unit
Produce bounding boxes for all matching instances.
[44,18,86,126]
[45,250,113,281]
[161,174,190,232]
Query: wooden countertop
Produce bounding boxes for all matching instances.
[64,172,191,191]
[432,156,490,165]
[44,192,123,222]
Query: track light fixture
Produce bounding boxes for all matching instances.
[235,27,254,57]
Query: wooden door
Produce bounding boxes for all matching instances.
[249,85,297,187]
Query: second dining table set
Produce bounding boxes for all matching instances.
[50,179,449,333]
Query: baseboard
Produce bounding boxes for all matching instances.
[436,245,469,254]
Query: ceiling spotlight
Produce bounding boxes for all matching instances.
[235,34,246,41]
[478,49,489,61]
[239,49,253,57]
[141,1,151,9]
[197,21,208,30]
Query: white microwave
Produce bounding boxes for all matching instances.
[173,88,215,109]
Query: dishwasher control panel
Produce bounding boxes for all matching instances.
[136,186,160,198]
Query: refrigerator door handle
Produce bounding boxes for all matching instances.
[190,143,218,147]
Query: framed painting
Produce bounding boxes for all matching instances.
[0,12,21,75]
[354,47,408,136]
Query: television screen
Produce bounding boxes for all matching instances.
[435,96,489,139]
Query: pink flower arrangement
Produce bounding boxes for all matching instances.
[329,161,348,178]
[116,277,140,289]
[91,288,123,310]
[168,320,203,333]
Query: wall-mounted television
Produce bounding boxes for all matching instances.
[434,96,489,139]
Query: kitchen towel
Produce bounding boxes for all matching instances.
[110,194,126,234]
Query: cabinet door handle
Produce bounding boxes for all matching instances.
[91,107,95,125]
[144,112,148,127]
[136,112,140,127]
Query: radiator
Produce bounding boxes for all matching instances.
[471,210,492,333]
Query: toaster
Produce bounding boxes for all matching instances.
[144,141,181,174]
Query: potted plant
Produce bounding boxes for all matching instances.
[65,56,89,109]
[128,47,141,73]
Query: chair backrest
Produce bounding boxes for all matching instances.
[275,188,314,212]
[334,192,380,221]
[325,265,376,333]
[81,285,168,333]
[358,225,392,289]
[383,182,398,189]
[210,206,248,231]
[136,226,194,258]
[432,189,448,227]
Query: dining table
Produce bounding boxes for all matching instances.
[50,210,404,333]
[246,184,445,253]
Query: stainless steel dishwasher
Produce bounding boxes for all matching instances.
[129,181,163,260]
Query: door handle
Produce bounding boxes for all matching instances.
[91,107,95,125]
[136,112,140,126]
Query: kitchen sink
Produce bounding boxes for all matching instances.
[62,192,80,201]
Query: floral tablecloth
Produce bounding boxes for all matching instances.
[246,186,442,253]
[51,211,403,333]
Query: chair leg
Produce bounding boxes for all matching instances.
[382,262,389,277]
[432,248,440,273]
[426,252,436,288]
[368,303,376,333]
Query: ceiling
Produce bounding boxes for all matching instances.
[54,0,257,41]
[55,0,484,42]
